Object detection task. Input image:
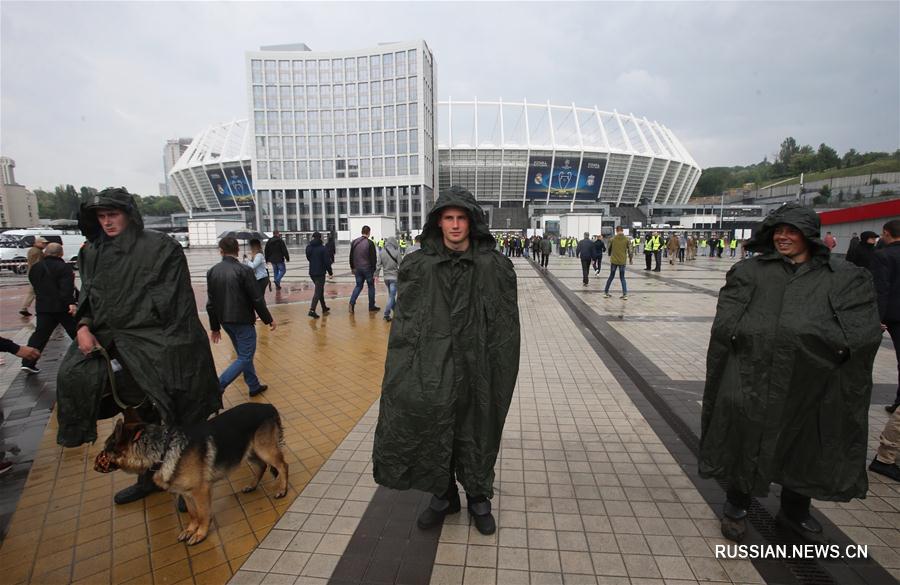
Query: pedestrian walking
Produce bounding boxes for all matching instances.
[576,232,593,285]
[604,226,629,299]
[264,230,290,290]
[592,234,606,275]
[348,226,380,313]
[19,236,47,317]
[243,238,270,297]
[872,219,900,414]
[306,232,332,318]
[540,236,552,269]
[376,236,402,321]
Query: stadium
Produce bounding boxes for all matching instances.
[168,41,700,234]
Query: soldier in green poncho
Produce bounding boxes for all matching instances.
[372,186,520,535]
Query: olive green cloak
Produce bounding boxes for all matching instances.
[699,203,882,500]
[56,188,221,447]
[372,186,520,498]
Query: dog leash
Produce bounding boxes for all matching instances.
[92,345,146,410]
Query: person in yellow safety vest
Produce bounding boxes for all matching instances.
[559,237,566,256]
[700,237,707,256]
[378,238,385,249]
[716,237,725,258]
[729,237,738,257]
[627,236,636,264]
[399,238,407,254]
[644,232,662,271]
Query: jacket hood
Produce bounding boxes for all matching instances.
[78,187,144,243]
[746,202,828,257]
[384,236,400,254]
[307,238,323,248]
[420,186,495,253]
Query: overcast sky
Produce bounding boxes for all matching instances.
[2,1,898,195]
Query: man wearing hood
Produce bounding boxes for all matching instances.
[372,186,520,535]
[306,231,332,318]
[700,203,881,544]
[845,231,878,272]
[375,236,402,321]
[57,187,221,505]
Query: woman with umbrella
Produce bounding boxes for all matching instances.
[243,238,270,296]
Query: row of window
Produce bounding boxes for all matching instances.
[253,104,419,135]
[250,50,417,85]
[258,155,421,180]
[256,131,421,160]
[253,77,418,110]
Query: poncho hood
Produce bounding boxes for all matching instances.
[745,202,828,258]
[77,187,145,243]
[420,186,495,254]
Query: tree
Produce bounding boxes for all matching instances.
[778,137,799,165]
[815,143,840,172]
[842,148,860,168]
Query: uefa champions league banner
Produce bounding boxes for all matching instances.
[549,156,579,200]
[206,167,255,207]
[525,155,553,200]
[575,156,606,200]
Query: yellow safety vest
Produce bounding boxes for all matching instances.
[648,236,661,251]
[730,239,737,249]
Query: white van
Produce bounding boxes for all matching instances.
[0,228,87,273]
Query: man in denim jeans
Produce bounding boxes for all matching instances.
[376,236,402,321]
[348,225,380,314]
[264,230,290,290]
[207,237,276,397]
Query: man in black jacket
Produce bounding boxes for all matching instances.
[207,237,276,397]
[264,230,290,290]
[21,243,78,373]
[306,232,332,318]
[575,232,594,286]
[873,219,900,414]
[348,225,379,314]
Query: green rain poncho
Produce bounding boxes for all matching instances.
[373,186,520,498]
[699,203,882,500]
[56,188,221,447]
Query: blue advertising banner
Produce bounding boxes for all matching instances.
[575,156,606,200]
[207,167,254,207]
[525,155,553,200]
[549,155,579,200]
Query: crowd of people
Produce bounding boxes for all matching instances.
[1,187,898,547]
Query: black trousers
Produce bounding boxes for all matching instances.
[645,251,653,270]
[23,311,77,368]
[540,252,549,268]
[727,486,810,521]
[887,320,900,405]
[581,258,592,283]
[653,250,662,270]
[310,275,327,313]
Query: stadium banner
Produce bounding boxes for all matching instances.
[575,156,606,200]
[206,169,234,207]
[549,155,580,200]
[525,155,553,200]
[229,167,254,204]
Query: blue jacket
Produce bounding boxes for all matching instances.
[306,239,332,277]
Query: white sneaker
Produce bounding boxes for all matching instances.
[621,295,628,300]
[603,293,611,298]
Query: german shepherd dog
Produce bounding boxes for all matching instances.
[94,403,289,545]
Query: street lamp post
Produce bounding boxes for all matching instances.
[719,192,724,230]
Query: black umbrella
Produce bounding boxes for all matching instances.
[218,230,266,241]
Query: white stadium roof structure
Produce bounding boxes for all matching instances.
[437,99,701,206]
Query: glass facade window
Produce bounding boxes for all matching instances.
[307,85,318,108]
[298,160,308,179]
[345,57,356,82]
[397,78,407,102]
[397,130,408,154]
[310,160,321,179]
[357,56,368,81]
[360,133,370,155]
[346,83,357,107]
[255,136,267,158]
[359,82,369,106]
[322,135,333,157]
[264,60,276,83]
[347,108,358,132]
[293,85,304,108]
[396,51,406,75]
[332,58,343,82]
[384,105,395,130]
[306,60,317,83]
[361,158,371,177]
[309,110,320,134]
[349,159,359,178]
[266,85,278,108]
[363,201,372,214]
[280,111,293,133]
[409,77,417,100]
[280,86,291,106]
[258,161,269,179]
[254,110,265,130]
[384,131,395,155]
[370,56,381,80]
[409,130,418,153]
[385,156,396,176]
[348,134,358,156]
[253,85,264,108]
[359,108,369,131]
[267,112,279,134]
[283,136,294,158]
[384,79,394,105]
[371,81,381,106]
[388,197,396,213]
[321,85,332,108]
[319,59,330,83]
[269,138,280,158]
[292,60,304,83]
[373,158,383,177]
[408,49,416,74]
[296,136,307,157]
[295,110,307,134]
[398,156,408,175]
[372,106,382,130]
[335,134,346,156]
[397,104,408,129]
[409,103,418,129]
[279,60,290,83]
[309,136,320,157]
[372,132,382,155]
[321,110,332,133]
[334,84,344,107]
[322,160,334,179]
[335,109,345,132]
[251,60,262,83]
[409,155,419,174]
[284,162,296,179]
[383,53,393,78]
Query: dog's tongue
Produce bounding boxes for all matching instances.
[94,451,113,473]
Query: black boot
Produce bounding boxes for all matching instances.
[467,495,496,535]
[720,501,747,542]
[114,470,163,505]
[417,490,461,529]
